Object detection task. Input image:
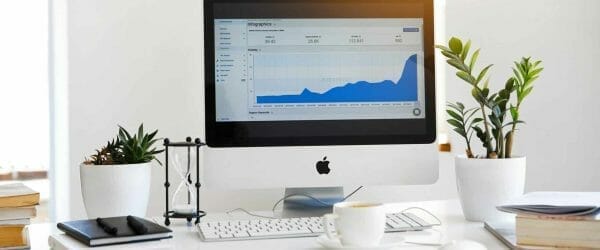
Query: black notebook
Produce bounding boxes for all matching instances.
[57,216,172,247]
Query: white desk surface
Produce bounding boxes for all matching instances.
[36,199,508,249]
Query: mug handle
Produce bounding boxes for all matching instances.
[323,213,339,240]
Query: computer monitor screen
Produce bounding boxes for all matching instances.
[204,0,435,147]
[216,18,424,121]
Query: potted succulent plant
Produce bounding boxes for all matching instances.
[81,124,163,218]
[437,37,543,222]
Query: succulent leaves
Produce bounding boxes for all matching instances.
[84,124,164,165]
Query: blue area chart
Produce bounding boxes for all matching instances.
[256,54,418,103]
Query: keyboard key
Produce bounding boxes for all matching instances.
[233,231,250,238]
[388,216,411,229]
[397,213,419,227]
[202,231,220,239]
[219,233,234,238]
[309,225,323,233]
[404,212,429,227]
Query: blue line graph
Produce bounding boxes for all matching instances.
[256,54,418,103]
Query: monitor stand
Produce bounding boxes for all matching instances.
[281,187,344,218]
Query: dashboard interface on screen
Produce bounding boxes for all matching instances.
[214,18,425,122]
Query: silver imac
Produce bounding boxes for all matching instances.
[203,0,438,217]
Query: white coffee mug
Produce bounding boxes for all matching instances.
[322,201,386,247]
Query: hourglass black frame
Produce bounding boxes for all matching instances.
[163,137,206,225]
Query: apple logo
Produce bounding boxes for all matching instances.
[316,156,330,174]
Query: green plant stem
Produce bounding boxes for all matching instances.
[464,131,474,158]
[497,127,504,158]
[505,131,514,158]
[479,103,493,157]
[505,127,517,158]
[505,102,521,158]
[465,143,474,158]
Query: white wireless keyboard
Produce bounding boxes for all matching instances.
[198,212,434,242]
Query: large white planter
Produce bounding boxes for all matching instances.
[455,155,526,222]
[80,163,151,218]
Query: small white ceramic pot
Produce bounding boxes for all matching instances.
[455,155,526,222]
[80,162,151,218]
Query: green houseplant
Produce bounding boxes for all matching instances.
[84,124,163,165]
[437,37,543,221]
[438,37,543,159]
[80,124,164,218]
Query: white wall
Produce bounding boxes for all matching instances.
[65,0,206,219]
[60,0,600,220]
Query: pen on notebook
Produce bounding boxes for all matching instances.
[96,217,118,235]
[127,215,149,235]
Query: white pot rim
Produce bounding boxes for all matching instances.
[455,154,525,160]
[80,162,152,168]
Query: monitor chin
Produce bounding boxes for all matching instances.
[203,143,439,190]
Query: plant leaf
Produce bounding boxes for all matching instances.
[446,110,463,121]
[469,49,480,71]
[441,51,459,60]
[503,120,525,128]
[447,119,463,128]
[509,106,518,121]
[138,124,144,142]
[472,117,484,124]
[505,77,515,91]
[447,102,460,111]
[476,64,493,84]
[515,61,526,77]
[471,87,485,103]
[456,71,475,84]
[512,68,523,84]
[449,37,463,54]
[522,87,533,100]
[447,59,469,72]
[465,108,480,122]
[435,45,453,53]
[529,67,544,77]
[460,40,471,61]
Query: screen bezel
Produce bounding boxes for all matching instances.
[204,0,436,147]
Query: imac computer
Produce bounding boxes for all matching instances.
[203,0,438,217]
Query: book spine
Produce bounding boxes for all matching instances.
[518,214,600,221]
[518,236,600,249]
[516,217,600,248]
[56,223,92,246]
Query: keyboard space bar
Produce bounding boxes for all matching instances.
[248,229,313,237]
[202,230,317,241]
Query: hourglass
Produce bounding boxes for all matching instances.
[163,137,206,226]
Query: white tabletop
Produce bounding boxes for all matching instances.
[37,199,508,249]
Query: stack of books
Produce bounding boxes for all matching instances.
[0,183,39,249]
[489,192,600,249]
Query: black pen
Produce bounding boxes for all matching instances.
[127,215,149,235]
[96,217,118,235]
